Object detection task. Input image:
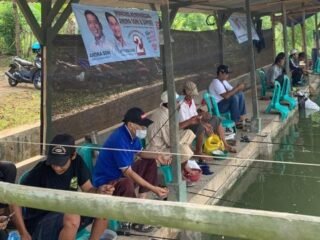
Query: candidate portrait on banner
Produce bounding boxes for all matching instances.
[72,3,160,66]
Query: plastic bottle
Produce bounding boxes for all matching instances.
[7,231,21,240]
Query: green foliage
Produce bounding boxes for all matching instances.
[172,13,216,31]
[0,3,15,54]
[0,2,40,58]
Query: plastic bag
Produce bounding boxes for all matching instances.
[305,98,320,110]
[203,134,224,154]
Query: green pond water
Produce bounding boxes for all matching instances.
[210,98,320,240]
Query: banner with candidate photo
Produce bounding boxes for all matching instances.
[228,13,259,44]
[72,3,160,66]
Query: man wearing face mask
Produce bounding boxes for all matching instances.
[93,107,169,200]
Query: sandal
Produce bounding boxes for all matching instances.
[131,223,155,233]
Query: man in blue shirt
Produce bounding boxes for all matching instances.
[93,107,169,199]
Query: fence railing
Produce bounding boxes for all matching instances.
[1,182,320,240]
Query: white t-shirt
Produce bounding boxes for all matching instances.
[208,78,233,103]
[179,99,198,122]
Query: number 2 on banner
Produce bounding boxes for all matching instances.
[133,35,146,56]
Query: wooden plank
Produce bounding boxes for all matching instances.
[16,0,43,43]
[1,182,320,240]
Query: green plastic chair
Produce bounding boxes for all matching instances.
[77,143,101,175]
[280,75,297,110]
[265,81,290,121]
[313,57,320,74]
[257,69,273,97]
[203,91,236,132]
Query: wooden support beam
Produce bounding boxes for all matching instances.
[170,7,179,26]
[282,3,290,76]
[271,14,276,59]
[47,0,66,26]
[291,22,295,49]
[245,0,260,133]
[315,13,319,53]
[48,0,80,42]
[301,5,307,58]
[16,0,42,43]
[215,11,226,64]
[1,182,320,240]
[160,0,186,202]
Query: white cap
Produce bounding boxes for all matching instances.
[290,49,298,55]
[161,91,179,103]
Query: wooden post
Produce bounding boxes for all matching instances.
[216,11,224,64]
[1,182,320,240]
[160,0,186,202]
[291,22,295,49]
[282,3,290,76]
[316,13,320,53]
[301,6,307,60]
[271,14,276,59]
[41,0,53,154]
[245,0,260,133]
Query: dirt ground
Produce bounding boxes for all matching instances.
[0,57,40,131]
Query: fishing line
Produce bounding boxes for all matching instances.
[2,140,320,168]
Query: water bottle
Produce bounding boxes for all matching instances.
[7,231,21,240]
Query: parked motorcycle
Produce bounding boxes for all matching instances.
[5,42,42,90]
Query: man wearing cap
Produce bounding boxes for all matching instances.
[14,134,114,240]
[209,64,247,128]
[289,49,304,86]
[146,91,199,174]
[93,107,169,200]
[179,81,236,156]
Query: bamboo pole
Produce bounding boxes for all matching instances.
[1,182,320,240]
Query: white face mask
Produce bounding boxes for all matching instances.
[136,129,147,139]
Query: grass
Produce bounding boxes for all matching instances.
[0,91,40,131]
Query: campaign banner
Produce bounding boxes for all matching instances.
[72,4,160,66]
[228,13,259,44]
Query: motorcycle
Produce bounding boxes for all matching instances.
[5,43,42,90]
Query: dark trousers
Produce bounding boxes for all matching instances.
[112,158,158,198]
[26,213,92,240]
[0,161,17,209]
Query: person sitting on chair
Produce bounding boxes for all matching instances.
[208,65,248,129]
[289,49,304,86]
[14,134,114,240]
[267,52,286,88]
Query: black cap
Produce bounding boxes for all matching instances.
[46,134,75,166]
[123,107,153,127]
[217,64,232,74]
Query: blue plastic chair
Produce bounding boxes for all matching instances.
[280,75,297,110]
[76,143,101,174]
[203,91,236,132]
[257,69,273,97]
[313,57,320,74]
[265,81,290,121]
